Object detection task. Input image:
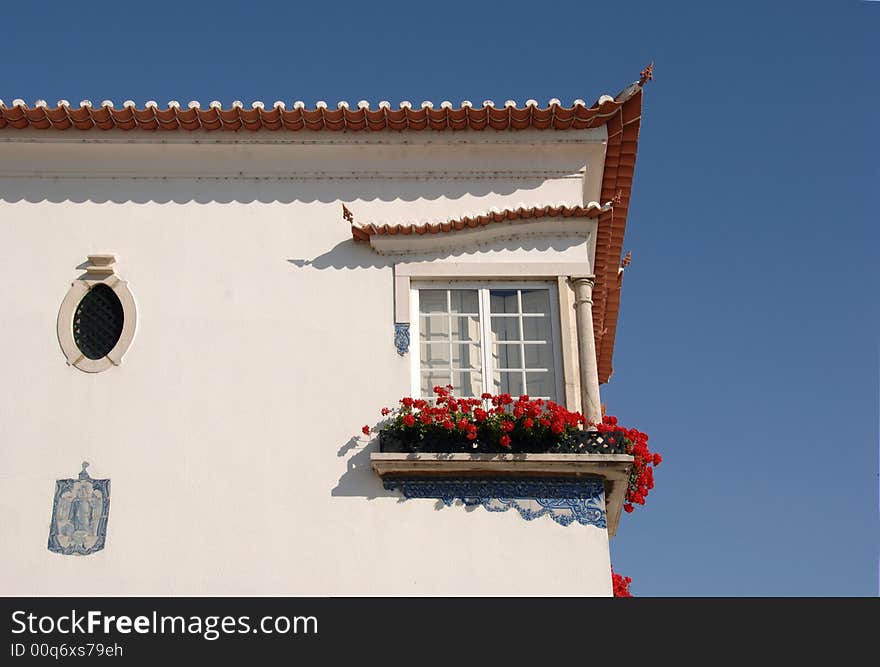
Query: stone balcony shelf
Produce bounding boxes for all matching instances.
[371,430,634,536]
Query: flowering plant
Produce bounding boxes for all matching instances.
[596,415,661,514]
[362,385,661,512]
[612,569,633,597]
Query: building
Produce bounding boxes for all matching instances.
[0,66,650,595]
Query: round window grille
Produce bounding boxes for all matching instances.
[73,284,125,360]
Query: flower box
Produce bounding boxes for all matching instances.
[377,426,630,455]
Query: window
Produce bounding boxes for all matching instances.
[411,283,562,402]
[57,255,137,373]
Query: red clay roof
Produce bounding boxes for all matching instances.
[347,203,609,242]
[592,75,646,384]
[1,97,629,133]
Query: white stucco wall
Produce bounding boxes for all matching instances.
[0,129,613,595]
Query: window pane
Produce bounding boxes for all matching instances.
[453,371,483,397]
[419,314,449,341]
[493,344,522,370]
[421,371,451,397]
[490,290,519,314]
[419,290,447,314]
[523,343,552,369]
[522,316,551,342]
[490,317,520,342]
[452,343,482,369]
[420,342,451,369]
[451,316,480,342]
[493,370,524,397]
[520,289,550,314]
[526,370,557,399]
[449,290,479,314]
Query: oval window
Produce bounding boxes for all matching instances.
[72,284,125,360]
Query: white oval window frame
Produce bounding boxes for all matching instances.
[57,255,137,373]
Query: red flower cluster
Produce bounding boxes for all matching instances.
[595,415,661,513]
[612,569,633,597]
[370,385,591,449]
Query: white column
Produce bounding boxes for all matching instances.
[570,276,602,426]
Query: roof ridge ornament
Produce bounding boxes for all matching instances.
[614,63,654,103]
[341,203,355,224]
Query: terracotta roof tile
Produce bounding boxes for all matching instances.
[349,203,609,242]
[592,84,645,384]
[0,98,628,133]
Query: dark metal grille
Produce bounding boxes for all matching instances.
[73,284,124,360]
[379,428,630,455]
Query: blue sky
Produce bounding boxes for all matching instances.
[2,0,876,596]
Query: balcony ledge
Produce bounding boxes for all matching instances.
[370,452,633,537]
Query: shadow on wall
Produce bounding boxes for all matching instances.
[0,177,548,205]
[289,236,586,271]
[331,436,488,518]
[330,437,475,514]
[331,437,399,501]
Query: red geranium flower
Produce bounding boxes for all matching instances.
[611,570,633,597]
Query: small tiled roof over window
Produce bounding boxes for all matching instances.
[347,203,610,242]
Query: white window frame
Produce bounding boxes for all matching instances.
[410,280,565,402]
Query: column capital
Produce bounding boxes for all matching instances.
[570,276,596,305]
